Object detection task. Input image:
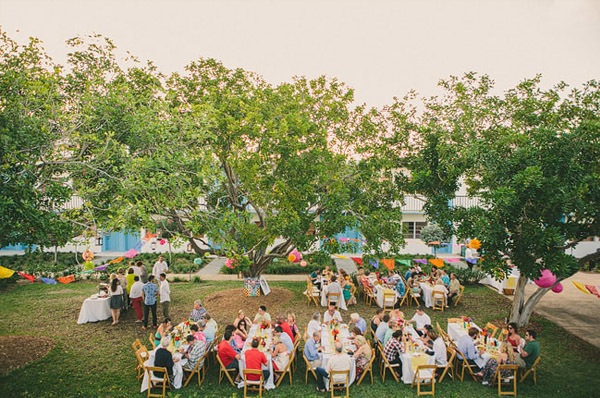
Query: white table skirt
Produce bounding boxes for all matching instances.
[320,325,356,390]
[446,322,491,368]
[237,325,276,390]
[140,351,184,392]
[374,285,398,308]
[400,351,435,384]
[418,283,434,308]
[77,296,111,324]
[320,286,348,310]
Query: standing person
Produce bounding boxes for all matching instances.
[130,261,141,278]
[129,276,144,322]
[153,255,169,279]
[159,273,171,319]
[137,261,148,283]
[109,277,123,326]
[315,342,352,393]
[116,268,128,310]
[244,338,270,383]
[125,268,136,309]
[142,275,158,330]
[515,330,540,369]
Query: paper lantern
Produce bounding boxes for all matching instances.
[551,283,563,293]
[533,269,557,289]
[159,239,166,245]
[225,258,236,269]
[288,249,302,263]
[287,253,297,263]
[194,258,202,266]
[204,252,211,257]
[300,260,307,267]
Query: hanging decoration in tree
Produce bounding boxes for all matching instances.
[225,258,237,269]
[194,258,203,266]
[533,269,557,289]
[551,283,564,293]
[287,249,302,263]
[300,260,307,267]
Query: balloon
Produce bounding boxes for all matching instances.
[287,254,297,263]
[533,269,557,289]
[194,258,202,266]
[204,252,210,257]
[551,283,563,293]
[300,260,307,267]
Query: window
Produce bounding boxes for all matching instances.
[403,222,428,239]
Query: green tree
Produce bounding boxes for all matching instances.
[420,223,447,257]
[391,73,600,326]
[0,29,75,249]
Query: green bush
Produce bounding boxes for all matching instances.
[451,266,487,285]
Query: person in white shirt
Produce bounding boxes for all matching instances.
[159,273,171,319]
[323,305,342,324]
[430,331,448,367]
[153,255,169,279]
[409,306,432,336]
[129,276,144,322]
[326,275,342,305]
[314,342,352,392]
[307,312,322,340]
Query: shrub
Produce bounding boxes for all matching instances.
[452,266,487,285]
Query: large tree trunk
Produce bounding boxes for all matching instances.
[509,274,560,327]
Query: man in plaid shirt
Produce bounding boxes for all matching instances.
[383,330,406,378]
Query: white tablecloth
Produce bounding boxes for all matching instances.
[320,324,356,391]
[479,269,520,294]
[374,285,398,308]
[77,296,111,324]
[419,283,434,308]
[237,325,276,390]
[399,325,435,384]
[320,285,348,310]
[446,322,492,368]
[140,349,184,392]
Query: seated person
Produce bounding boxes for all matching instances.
[432,279,449,305]
[440,269,450,287]
[514,330,540,369]
[307,312,322,339]
[304,331,323,368]
[447,273,461,307]
[408,307,431,336]
[190,299,207,322]
[190,322,206,343]
[233,310,251,338]
[244,338,270,383]
[315,342,352,393]
[505,323,523,351]
[181,334,207,371]
[323,304,343,324]
[457,327,484,373]
[309,268,322,290]
[326,275,342,304]
[154,336,179,384]
[275,314,295,342]
[202,313,218,343]
[349,313,367,335]
[253,305,272,326]
[342,278,356,306]
[476,341,516,385]
[217,331,242,382]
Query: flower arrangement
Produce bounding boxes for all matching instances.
[461,316,472,323]
[260,320,270,330]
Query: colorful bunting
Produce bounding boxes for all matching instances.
[94,264,109,271]
[350,257,363,266]
[17,271,35,281]
[381,258,395,271]
[572,281,590,295]
[124,248,138,259]
[429,258,445,268]
[109,257,124,264]
[40,277,57,284]
[444,258,461,263]
[57,275,75,284]
[0,266,15,279]
[397,259,412,267]
[413,259,427,264]
[466,257,478,265]
[369,259,379,269]
[133,241,143,251]
[585,285,600,298]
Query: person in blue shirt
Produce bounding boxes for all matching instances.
[440,269,450,287]
[141,275,158,330]
[404,266,415,283]
[396,278,406,298]
[350,313,367,334]
[457,327,484,372]
[304,330,322,368]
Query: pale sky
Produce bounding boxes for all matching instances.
[1,0,599,107]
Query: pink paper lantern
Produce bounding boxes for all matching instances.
[300,260,307,267]
[225,258,235,269]
[159,239,166,245]
[288,249,302,263]
[551,283,564,293]
[533,269,557,289]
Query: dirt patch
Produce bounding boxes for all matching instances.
[203,287,295,325]
[0,336,55,375]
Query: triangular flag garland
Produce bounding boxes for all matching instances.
[0,265,15,279]
[369,259,379,269]
[124,248,138,259]
[444,258,461,263]
[40,277,57,285]
[381,258,395,271]
[94,264,109,271]
[56,275,75,284]
[397,259,412,267]
[584,284,600,298]
[413,258,428,264]
[350,257,363,266]
[17,271,35,281]
[429,258,445,268]
[572,281,590,295]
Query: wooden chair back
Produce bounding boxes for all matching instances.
[519,355,541,384]
[432,291,446,311]
[329,369,350,398]
[145,366,171,398]
[412,364,437,396]
[243,369,264,398]
[497,364,519,396]
[216,352,237,386]
[355,345,375,385]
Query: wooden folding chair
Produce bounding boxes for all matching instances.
[408,288,421,307]
[183,349,209,387]
[454,347,480,382]
[382,291,396,312]
[495,364,519,396]
[355,345,375,385]
[329,369,350,398]
[274,350,294,387]
[379,344,400,382]
[363,284,376,306]
[243,369,264,398]
[145,366,171,398]
[485,322,499,339]
[303,353,318,384]
[453,286,465,306]
[396,288,409,308]
[132,338,145,352]
[304,278,320,307]
[216,353,238,386]
[519,355,541,384]
[412,364,437,396]
[134,346,150,381]
[149,333,157,349]
[327,292,341,309]
[432,291,446,311]
[438,345,456,383]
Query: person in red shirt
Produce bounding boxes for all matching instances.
[244,338,269,382]
[276,314,295,343]
[218,331,241,382]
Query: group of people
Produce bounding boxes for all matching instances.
[106,255,171,328]
[310,266,358,307]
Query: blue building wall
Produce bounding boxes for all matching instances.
[102,231,140,252]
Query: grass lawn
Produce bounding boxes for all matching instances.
[0,279,599,397]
